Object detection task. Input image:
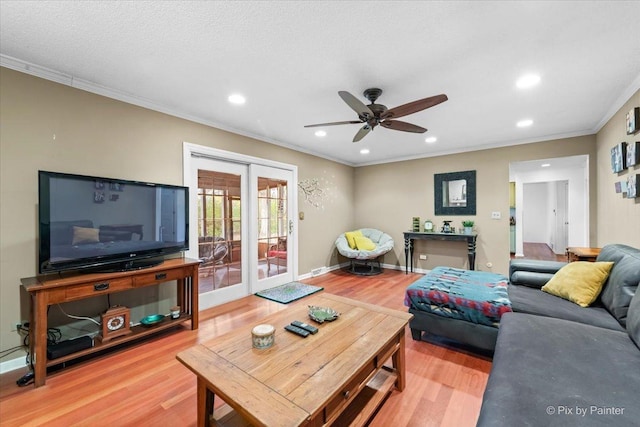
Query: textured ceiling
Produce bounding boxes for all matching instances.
[1,1,640,166]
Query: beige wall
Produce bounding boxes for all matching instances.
[354,135,598,275]
[595,89,640,246]
[0,68,355,360]
[1,65,638,365]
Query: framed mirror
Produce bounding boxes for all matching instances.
[434,170,476,215]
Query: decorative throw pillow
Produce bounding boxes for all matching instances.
[344,230,363,249]
[354,235,376,251]
[541,261,615,307]
[72,226,100,245]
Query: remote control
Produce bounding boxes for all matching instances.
[284,324,310,337]
[291,320,318,334]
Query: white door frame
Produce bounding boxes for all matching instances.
[182,142,298,308]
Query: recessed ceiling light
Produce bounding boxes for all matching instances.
[228,94,246,105]
[360,148,370,155]
[541,163,551,167]
[314,130,327,137]
[517,119,533,127]
[516,74,541,89]
[425,136,437,143]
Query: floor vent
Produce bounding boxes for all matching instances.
[311,267,324,277]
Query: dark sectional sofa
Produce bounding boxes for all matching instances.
[478,244,640,426]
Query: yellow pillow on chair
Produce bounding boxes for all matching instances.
[354,235,376,251]
[541,261,614,307]
[344,230,363,249]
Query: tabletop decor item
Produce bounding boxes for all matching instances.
[308,306,340,323]
[252,324,275,349]
[462,220,475,234]
[424,219,434,232]
[170,305,181,319]
[140,314,165,326]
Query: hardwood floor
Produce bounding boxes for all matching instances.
[512,242,566,261]
[0,269,492,426]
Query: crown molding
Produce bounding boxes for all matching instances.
[0,54,355,167]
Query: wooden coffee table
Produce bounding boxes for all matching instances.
[177,293,412,427]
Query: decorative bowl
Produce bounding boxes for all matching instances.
[308,306,340,323]
[140,314,165,326]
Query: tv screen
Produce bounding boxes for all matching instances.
[38,171,189,274]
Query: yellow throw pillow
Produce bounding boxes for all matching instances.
[344,230,363,249]
[541,261,614,307]
[72,226,100,245]
[354,235,376,251]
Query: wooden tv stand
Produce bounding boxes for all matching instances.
[21,258,200,387]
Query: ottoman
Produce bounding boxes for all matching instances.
[404,266,512,353]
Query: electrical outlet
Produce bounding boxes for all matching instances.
[419,254,427,260]
[491,211,501,219]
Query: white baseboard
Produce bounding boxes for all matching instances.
[0,354,28,374]
[297,263,348,280]
[297,262,429,280]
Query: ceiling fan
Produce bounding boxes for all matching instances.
[305,88,448,142]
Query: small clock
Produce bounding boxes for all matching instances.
[98,306,132,343]
[424,220,434,232]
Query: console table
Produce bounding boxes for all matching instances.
[403,231,478,273]
[21,258,200,387]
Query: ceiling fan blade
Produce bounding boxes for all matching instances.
[338,91,375,119]
[381,94,448,120]
[352,125,371,142]
[304,120,362,128]
[380,120,427,133]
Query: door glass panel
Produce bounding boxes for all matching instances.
[257,177,288,278]
[197,170,242,293]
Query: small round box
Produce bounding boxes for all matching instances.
[252,324,275,349]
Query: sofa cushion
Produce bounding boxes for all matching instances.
[597,244,640,326]
[509,259,567,289]
[508,284,625,331]
[541,261,614,307]
[478,312,640,427]
[627,289,640,349]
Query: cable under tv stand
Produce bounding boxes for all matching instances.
[21,257,200,387]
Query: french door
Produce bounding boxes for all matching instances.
[250,165,294,293]
[184,144,297,309]
[190,157,249,308]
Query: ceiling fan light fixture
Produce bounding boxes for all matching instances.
[228,94,246,105]
[517,119,533,128]
[516,74,541,89]
[425,136,437,143]
[314,130,327,137]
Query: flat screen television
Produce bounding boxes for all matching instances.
[38,171,189,274]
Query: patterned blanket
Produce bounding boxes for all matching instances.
[404,266,512,327]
